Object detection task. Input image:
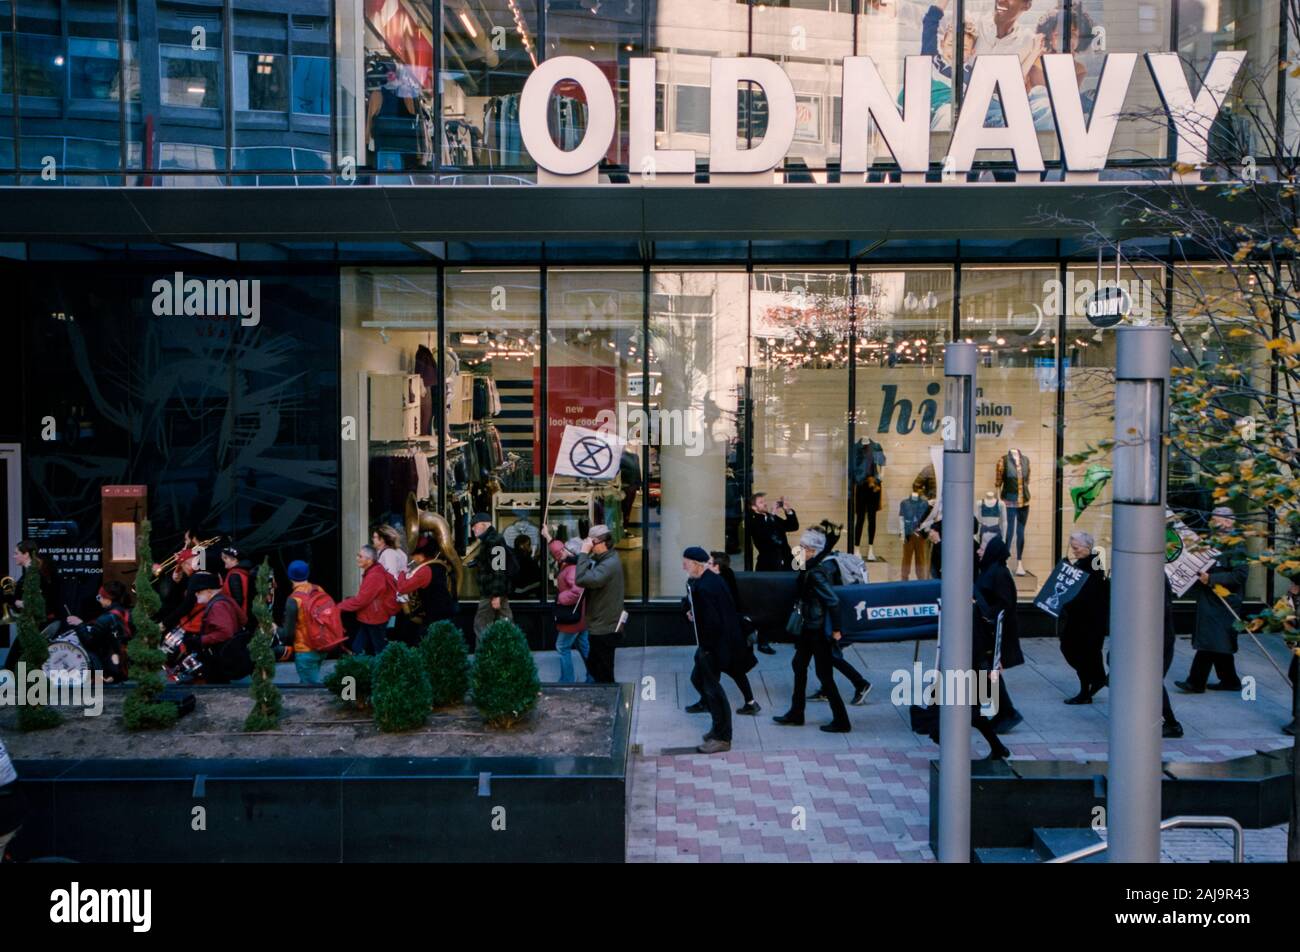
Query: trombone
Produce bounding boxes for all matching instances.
[152,537,221,578]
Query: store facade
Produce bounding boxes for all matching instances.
[0,0,1290,644]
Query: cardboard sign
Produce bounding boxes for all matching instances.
[1165,512,1219,597]
[1033,559,1090,618]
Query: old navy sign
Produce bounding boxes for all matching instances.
[521,52,1246,182]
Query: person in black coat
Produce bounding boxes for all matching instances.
[681,553,760,716]
[1177,508,1248,693]
[974,535,1023,732]
[684,547,747,753]
[774,528,851,733]
[927,517,981,581]
[1161,578,1184,738]
[747,492,799,572]
[1058,530,1110,704]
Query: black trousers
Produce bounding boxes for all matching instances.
[1187,650,1240,688]
[1061,630,1107,692]
[691,649,732,742]
[587,634,618,684]
[789,631,849,727]
[989,675,1018,722]
[853,482,880,547]
[818,641,868,693]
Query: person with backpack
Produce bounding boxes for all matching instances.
[278,560,346,684]
[339,546,398,655]
[471,513,514,637]
[184,572,250,683]
[542,525,590,683]
[805,531,872,707]
[774,528,852,733]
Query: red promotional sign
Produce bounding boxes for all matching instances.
[534,365,617,475]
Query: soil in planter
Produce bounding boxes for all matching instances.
[1,687,618,760]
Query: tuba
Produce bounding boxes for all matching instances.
[404,493,463,618]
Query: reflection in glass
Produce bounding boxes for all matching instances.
[649,269,747,596]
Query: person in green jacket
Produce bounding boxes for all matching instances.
[575,525,624,683]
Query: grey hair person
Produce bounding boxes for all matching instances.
[1069,530,1095,552]
[799,528,826,551]
[360,544,377,561]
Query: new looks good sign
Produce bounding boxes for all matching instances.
[520,52,1246,183]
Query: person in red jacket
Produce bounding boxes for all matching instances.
[219,547,253,617]
[339,545,396,655]
[183,573,248,683]
[541,525,589,683]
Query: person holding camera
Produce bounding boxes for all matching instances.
[747,492,799,572]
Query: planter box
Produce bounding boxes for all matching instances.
[10,683,633,863]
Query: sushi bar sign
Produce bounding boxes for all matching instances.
[519,52,1246,183]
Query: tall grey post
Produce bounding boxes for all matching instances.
[1108,325,1171,863]
[937,342,976,862]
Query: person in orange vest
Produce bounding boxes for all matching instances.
[220,546,253,617]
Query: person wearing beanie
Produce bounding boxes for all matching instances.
[575,524,624,683]
[541,524,591,683]
[73,580,133,683]
[1177,507,1248,694]
[470,512,513,636]
[682,547,744,753]
[277,561,335,685]
[774,527,852,733]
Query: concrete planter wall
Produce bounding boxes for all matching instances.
[12,684,633,863]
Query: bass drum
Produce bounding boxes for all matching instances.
[43,633,97,688]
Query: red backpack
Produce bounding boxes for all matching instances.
[376,570,400,619]
[292,585,347,652]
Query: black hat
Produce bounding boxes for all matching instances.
[471,512,493,526]
[187,572,222,595]
[682,546,710,563]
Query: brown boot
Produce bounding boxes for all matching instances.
[697,738,731,754]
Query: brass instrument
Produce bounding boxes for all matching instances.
[1,576,17,625]
[404,493,463,619]
[152,536,221,578]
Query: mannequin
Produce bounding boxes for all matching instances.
[995,449,1031,576]
[978,491,1006,542]
[899,490,931,581]
[851,438,886,560]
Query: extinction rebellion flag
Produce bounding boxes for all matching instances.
[553,425,624,480]
[1033,560,1090,618]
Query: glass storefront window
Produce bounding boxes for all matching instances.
[852,266,953,576]
[444,268,542,598]
[1178,0,1280,163]
[858,0,962,166]
[749,268,850,567]
[547,269,644,596]
[542,4,643,174]
[340,268,442,589]
[752,0,852,175]
[1075,0,1173,163]
[155,1,227,171]
[1169,265,1270,599]
[648,269,747,596]
[1060,261,1165,562]
[960,265,1058,595]
[648,0,748,169]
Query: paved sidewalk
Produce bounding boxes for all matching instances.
[606,634,1295,863]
